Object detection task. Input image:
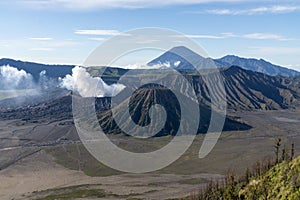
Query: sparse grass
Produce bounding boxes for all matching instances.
[239,156,300,199]
[182,142,299,200]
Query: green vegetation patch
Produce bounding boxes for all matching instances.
[240,156,300,200]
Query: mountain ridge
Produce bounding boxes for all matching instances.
[0,58,74,80]
[1,46,299,78]
[148,46,300,77]
[216,54,300,77]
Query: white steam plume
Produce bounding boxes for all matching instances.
[0,65,35,90]
[118,61,178,69]
[60,66,125,97]
[174,61,181,67]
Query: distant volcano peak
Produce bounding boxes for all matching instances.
[148,46,213,70]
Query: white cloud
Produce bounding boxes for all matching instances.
[119,63,155,69]
[114,63,162,69]
[21,0,250,10]
[206,9,232,15]
[0,65,35,90]
[206,5,300,15]
[174,61,181,67]
[179,32,292,41]
[75,29,125,36]
[29,47,54,51]
[29,37,53,41]
[135,39,160,44]
[186,34,225,39]
[242,33,290,41]
[29,40,78,52]
[221,32,237,37]
[88,37,105,41]
[51,41,79,47]
[112,61,177,69]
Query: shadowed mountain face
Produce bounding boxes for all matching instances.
[0,88,70,109]
[0,93,111,121]
[97,85,251,136]
[220,66,299,110]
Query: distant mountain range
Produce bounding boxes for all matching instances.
[215,55,300,77]
[0,46,299,79]
[0,58,74,80]
[148,46,300,77]
[1,46,300,111]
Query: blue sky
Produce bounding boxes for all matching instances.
[0,0,300,70]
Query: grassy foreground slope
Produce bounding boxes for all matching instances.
[239,156,300,200]
[187,156,300,200]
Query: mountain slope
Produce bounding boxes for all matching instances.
[219,66,299,110]
[0,93,111,121]
[98,85,250,136]
[148,46,217,70]
[185,155,300,200]
[240,156,300,199]
[0,88,70,109]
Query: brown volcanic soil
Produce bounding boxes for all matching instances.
[0,109,300,199]
[0,149,222,200]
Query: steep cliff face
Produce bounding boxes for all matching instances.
[97,85,251,136]
[220,66,298,110]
